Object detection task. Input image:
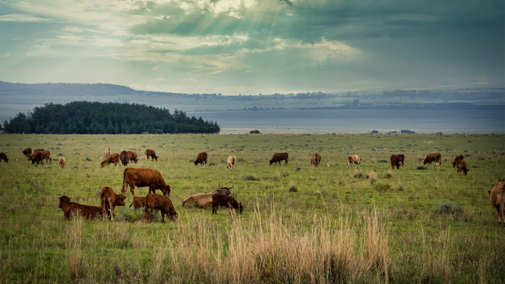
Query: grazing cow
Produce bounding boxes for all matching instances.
[452,155,464,168]
[22,148,32,157]
[194,152,208,166]
[57,196,103,220]
[390,154,405,169]
[145,149,158,161]
[270,153,288,166]
[129,196,147,210]
[105,147,111,156]
[29,150,51,165]
[144,194,178,223]
[182,184,234,208]
[347,155,362,169]
[0,153,8,163]
[456,159,469,175]
[128,151,138,164]
[100,186,126,222]
[212,194,243,215]
[488,181,505,226]
[226,155,237,171]
[101,153,121,168]
[122,168,173,197]
[119,150,130,166]
[310,153,322,167]
[59,157,66,169]
[423,152,442,166]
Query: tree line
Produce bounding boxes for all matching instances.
[1,101,220,134]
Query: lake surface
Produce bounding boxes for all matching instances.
[188,108,505,134]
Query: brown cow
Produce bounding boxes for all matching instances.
[144,194,178,223]
[128,151,138,164]
[22,148,32,157]
[452,155,464,168]
[29,150,51,165]
[194,152,208,166]
[105,147,111,156]
[456,159,469,175]
[34,149,44,152]
[0,153,8,163]
[145,149,158,161]
[120,150,130,166]
[270,153,288,166]
[310,153,322,166]
[488,181,505,226]
[182,184,234,208]
[390,154,405,169]
[226,155,237,171]
[347,155,362,169]
[57,196,104,220]
[101,153,121,168]
[212,194,243,215]
[122,168,173,197]
[59,157,66,169]
[423,152,441,166]
[100,186,126,222]
[129,196,147,210]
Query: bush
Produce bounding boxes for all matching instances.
[273,171,281,181]
[289,182,298,192]
[249,130,260,134]
[378,160,388,163]
[243,175,260,181]
[417,166,428,170]
[374,180,391,194]
[433,202,464,214]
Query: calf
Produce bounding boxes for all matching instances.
[128,151,138,164]
[488,181,505,226]
[129,196,147,210]
[100,186,126,222]
[0,153,8,163]
[310,153,322,166]
[390,154,405,169]
[270,153,288,166]
[22,148,32,157]
[452,155,464,168]
[145,149,158,161]
[144,193,178,223]
[57,196,103,220]
[212,194,243,215]
[226,155,237,171]
[194,152,208,166]
[423,152,441,166]
[347,155,362,169]
[456,159,469,175]
[105,147,111,156]
[59,156,66,169]
[101,153,121,168]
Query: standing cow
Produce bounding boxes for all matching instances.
[105,147,111,156]
[144,194,178,223]
[128,151,138,164]
[310,153,322,167]
[456,159,469,175]
[22,148,32,157]
[452,155,464,168]
[270,153,288,166]
[122,168,173,197]
[0,153,8,163]
[347,155,362,168]
[390,154,405,169]
[120,150,131,166]
[100,186,126,222]
[212,194,243,215]
[226,155,237,171]
[423,152,441,166]
[488,181,505,226]
[59,157,66,169]
[145,149,158,161]
[194,152,208,166]
[101,153,121,167]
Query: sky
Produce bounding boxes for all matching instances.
[0,0,503,95]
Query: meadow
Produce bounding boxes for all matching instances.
[0,133,504,283]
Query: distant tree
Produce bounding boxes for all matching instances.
[250,130,260,134]
[352,100,360,107]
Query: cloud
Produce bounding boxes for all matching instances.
[0,13,50,22]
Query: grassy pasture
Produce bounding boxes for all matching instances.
[0,133,504,283]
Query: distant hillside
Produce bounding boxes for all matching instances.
[0,81,136,96]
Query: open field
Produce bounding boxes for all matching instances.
[0,133,504,283]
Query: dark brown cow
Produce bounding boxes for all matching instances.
[22,148,32,157]
[128,151,138,164]
[29,150,51,165]
[390,154,405,169]
[194,152,208,166]
[212,194,243,215]
[145,149,158,161]
[144,194,178,223]
[310,153,322,166]
[488,181,505,226]
[100,186,126,222]
[423,152,441,166]
[347,155,362,169]
[120,150,130,166]
[270,152,288,166]
[34,149,44,152]
[101,153,121,168]
[182,184,234,208]
[456,159,469,175]
[0,153,8,163]
[452,155,464,168]
[57,196,104,220]
[59,157,66,169]
[122,168,173,197]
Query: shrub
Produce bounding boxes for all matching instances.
[289,182,298,192]
[433,202,464,214]
[354,169,364,178]
[417,166,428,170]
[250,130,260,134]
[243,175,260,181]
[374,180,391,194]
[378,159,388,163]
[273,171,281,181]
[385,171,393,179]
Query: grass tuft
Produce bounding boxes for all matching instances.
[273,171,281,181]
[433,202,464,214]
[289,182,298,192]
[243,175,260,181]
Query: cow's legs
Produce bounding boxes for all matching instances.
[109,201,115,221]
[129,182,136,197]
[149,208,153,223]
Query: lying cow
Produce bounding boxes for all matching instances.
[29,150,51,165]
[105,147,111,156]
[101,153,121,168]
[423,152,441,166]
[59,156,66,169]
[22,148,32,157]
[0,153,8,163]
[144,193,178,223]
[390,154,405,169]
[270,153,288,166]
[122,168,173,197]
[100,186,126,222]
[488,181,505,226]
[57,196,103,220]
[182,184,234,208]
[145,149,158,161]
[347,155,362,169]
[452,155,464,168]
[456,159,469,175]
[226,155,237,171]
[212,194,243,215]
[194,152,208,166]
[310,153,322,167]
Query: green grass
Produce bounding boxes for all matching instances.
[0,133,504,283]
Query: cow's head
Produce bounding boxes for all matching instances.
[115,194,127,206]
[269,159,274,165]
[161,184,173,197]
[310,158,316,165]
[462,168,469,175]
[57,196,71,208]
[100,160,106,168]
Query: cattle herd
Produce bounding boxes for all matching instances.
[0,146,503,227]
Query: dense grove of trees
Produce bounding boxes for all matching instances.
[1,101,220,134]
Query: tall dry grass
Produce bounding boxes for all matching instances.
[67,212,82,281]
